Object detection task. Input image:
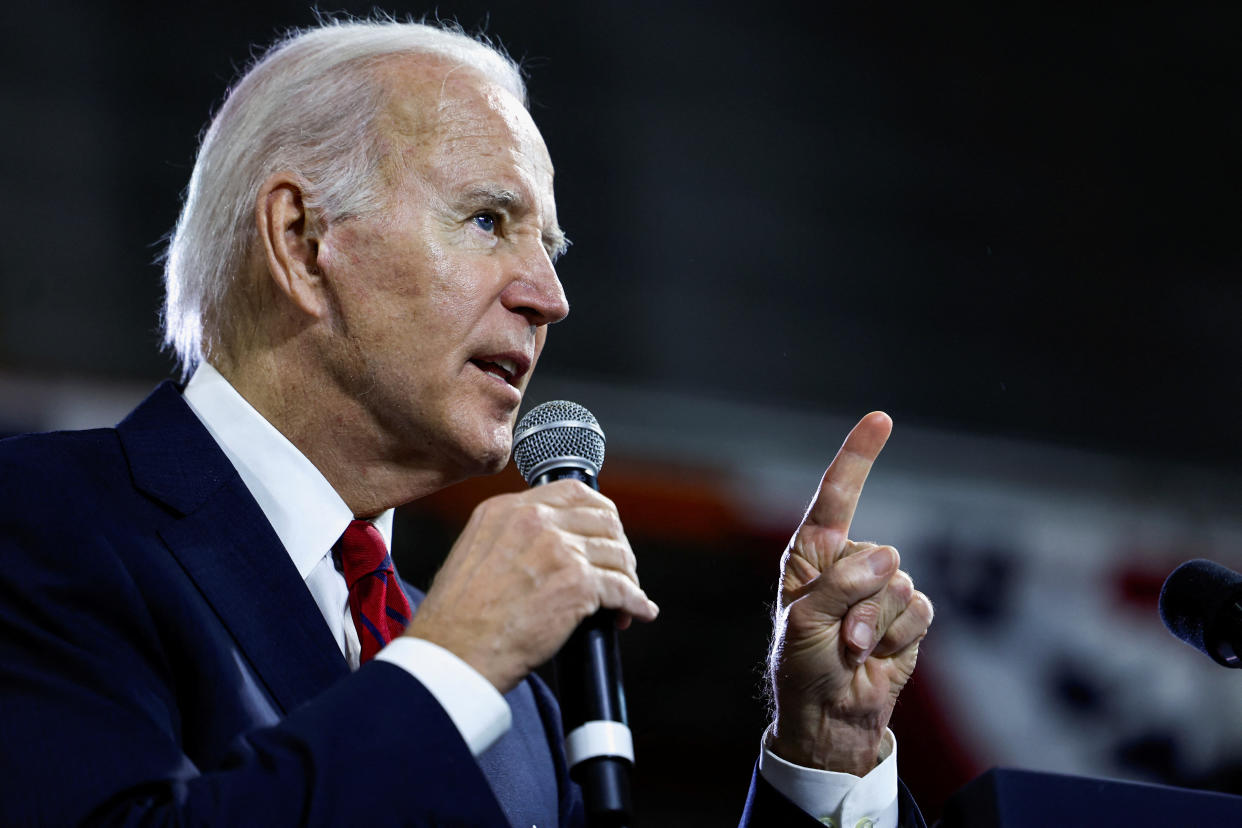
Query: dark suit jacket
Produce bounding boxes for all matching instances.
[0,381,922,827]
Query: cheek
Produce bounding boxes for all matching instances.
[419,240,497,321]
[319,221,383,273]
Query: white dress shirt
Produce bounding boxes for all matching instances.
[182,363,508,755]
[761,726,899,827]
[181,362,897,825]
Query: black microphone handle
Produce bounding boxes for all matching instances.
[533,466,634,827]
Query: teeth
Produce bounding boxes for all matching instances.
[494,358,517,375]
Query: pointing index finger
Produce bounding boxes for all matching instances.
[805,411,892,536]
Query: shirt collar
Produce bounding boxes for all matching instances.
[181,362,394,578]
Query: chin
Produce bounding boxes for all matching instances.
[456,428,514,479]
[480,452,511,476]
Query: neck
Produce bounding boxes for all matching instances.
[214,350,459,516]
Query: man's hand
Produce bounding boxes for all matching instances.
[768,412,933,775]
[405,480,659,693]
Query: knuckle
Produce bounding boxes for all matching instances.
[608,571,641,610]
[833,558,879,595]
[514,501,551,532]
[572,551,595,581]
[842,540,876,557]
[540,530,576,567]
[602,508,624,537]
[536,524,562,551]
[889,570,915,602]
[555,478,585,498]
[852,598,882,623]
[560,478,600,503]
[597,534,623,562]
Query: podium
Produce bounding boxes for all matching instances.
[939,767,1242,826]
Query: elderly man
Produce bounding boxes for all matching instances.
[0,19,931,827]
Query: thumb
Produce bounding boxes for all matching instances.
[801,544,900,619]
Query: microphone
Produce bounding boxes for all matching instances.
[1159,558,1242,667]
[513,401,633,827]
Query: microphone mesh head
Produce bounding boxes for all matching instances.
[513,400,605,483]
[1159,558,1242,661]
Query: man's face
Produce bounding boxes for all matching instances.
[314,60,568,482]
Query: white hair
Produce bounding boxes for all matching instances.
[161,18,526,377]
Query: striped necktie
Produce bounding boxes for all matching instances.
[336,519,412,664]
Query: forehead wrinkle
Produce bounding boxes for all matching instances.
[368,63,448,197]
[369,56,501,180]
[371,56,561,246]
[375,55,550,174]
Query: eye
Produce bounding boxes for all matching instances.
[472,212,497,234]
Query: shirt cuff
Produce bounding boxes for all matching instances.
[758,725,899,828]
[375,637,512,756]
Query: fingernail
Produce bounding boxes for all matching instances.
[867,546,895,575]
[850,620,873,652]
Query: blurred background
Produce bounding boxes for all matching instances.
[2,1,1239,823]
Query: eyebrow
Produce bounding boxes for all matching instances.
[465,186,522,210]
[464,186,569,259]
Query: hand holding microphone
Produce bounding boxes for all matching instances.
[404,399,655,691]
[406,400,649,825]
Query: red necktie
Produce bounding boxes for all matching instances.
[336,519,412,664]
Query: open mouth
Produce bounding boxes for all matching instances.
[470,356,522,386]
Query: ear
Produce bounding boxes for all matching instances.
[255,172,329,319]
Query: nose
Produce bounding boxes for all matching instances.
[501,242,570,326]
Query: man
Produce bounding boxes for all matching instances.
[0,18,931,827]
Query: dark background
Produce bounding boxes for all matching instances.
[3,2,1238,465]
[2,2,1239,822]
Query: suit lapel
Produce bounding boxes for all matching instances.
[118,382,348,714]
